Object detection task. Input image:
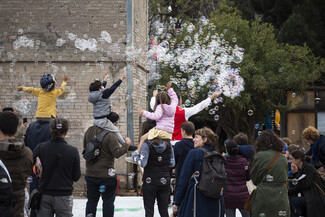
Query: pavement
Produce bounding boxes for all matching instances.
[72,196,243,217]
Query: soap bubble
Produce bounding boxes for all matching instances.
[209,109,216,115]
[99,185,106,193]
[13,36,34,50]
[100,30,112,43]
[12,99,32,114]
[292,93,296,97]
[56,38,66,47]
[248,110,253,116]
[214,114,220,121]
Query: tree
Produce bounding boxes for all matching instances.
[149,2,324,142]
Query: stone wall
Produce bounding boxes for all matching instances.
[0,0,148,191]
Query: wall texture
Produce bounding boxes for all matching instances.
[0,0,148,191]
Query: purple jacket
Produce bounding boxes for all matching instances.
[224,154,250,209]
[142,88,178,133]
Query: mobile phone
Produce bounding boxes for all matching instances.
[23,118,27,124]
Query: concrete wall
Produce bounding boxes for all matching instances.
[0,0,148,191]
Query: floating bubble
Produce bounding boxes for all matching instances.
[27,176,33,183]
[68,33,77,41]
[108,168,116,176]
[292,178,298,185]
[209,109,216,115]
[158,156,162,161]
[255,123,259,129]
[100,30,112,43]
[56,38,66,47]
[292,93,296,97]
[75,38,97,52]
[17,28,24,35]
[12,99,32,114]
[214,114,220,121]
[187,24,195,33]
[160,177,167,184]
[146,177,151,184]
[184,99,191,106]
[232,38,237,43]
[259,213,265,217]
[99,185,106,193]
[13,36,34,50]
[266,174,274,182]
[292,130,295,135]
[248,110,253,116]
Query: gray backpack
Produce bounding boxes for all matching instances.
[194,148,227,198]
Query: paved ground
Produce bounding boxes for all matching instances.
[72,196,243,217]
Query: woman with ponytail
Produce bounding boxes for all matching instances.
[224,140,250,217]
[33,118,81,216]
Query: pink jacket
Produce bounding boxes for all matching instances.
[142,88,178,133]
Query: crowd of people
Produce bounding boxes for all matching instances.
[0,71,325,217]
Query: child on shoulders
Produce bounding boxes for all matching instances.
[88,70,127,146]
[16,73,69,119]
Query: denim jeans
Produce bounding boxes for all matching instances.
[37,195,73,217]
[85,176,117,217]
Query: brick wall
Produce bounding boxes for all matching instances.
[0,0,148,191]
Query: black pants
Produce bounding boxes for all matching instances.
[290,196,306,217]
[142,183,170,217]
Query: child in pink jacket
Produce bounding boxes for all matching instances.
[137,82,178,152]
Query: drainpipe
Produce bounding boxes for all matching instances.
[126,0,134,189]
[126,0,134,144]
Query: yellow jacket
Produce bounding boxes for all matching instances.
[22,81,67,118]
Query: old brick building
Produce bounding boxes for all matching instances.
[0,0,148,191]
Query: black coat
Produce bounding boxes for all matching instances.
[289,161,325,217]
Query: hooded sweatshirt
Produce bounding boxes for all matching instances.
[0,139,33,203]
[174,138,194,186]
[132,140,175,168]
[88,79,122,118]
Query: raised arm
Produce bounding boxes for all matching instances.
[184,91,221,120]
[17,86,41,96]
[102,69,126,99]
[53,74,69,97]
[142,104,163,121]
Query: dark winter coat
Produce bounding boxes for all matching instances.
[238,144,254,162]
[24,120,50,151]
[224,154,250,209]
[305,134,325,167]
[33,138,81,196]
[0,139,33,216]
[174,145,224,217]
[289,161,325,217]
[250,149,290,217]
[174,138,194,186]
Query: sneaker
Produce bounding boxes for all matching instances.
[125,156,137,164]
[128,145,138,151]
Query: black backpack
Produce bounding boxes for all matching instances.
[82,130,109,165]
[194,147,227,199]
[0,161,13,216]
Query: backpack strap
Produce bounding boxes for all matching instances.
[95,130,109,142]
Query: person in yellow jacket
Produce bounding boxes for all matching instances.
[16,74,69,119]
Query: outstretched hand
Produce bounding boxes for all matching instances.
[104,71,109,80]
[16,86,23,91]
[62,74,70,82]
[165,81,172,90]
[138,110,144,116]
[121,68,127,80]
[210,90,222,100]
[153,90,158,97]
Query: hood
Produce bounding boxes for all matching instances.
[149,140,169,154]
[181,138,194,152]
[0,139,28,160]
[161,103,176,117]
[88,91,102,103]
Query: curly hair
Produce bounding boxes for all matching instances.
[195,127,219,151]
[255,130,284,152]
[233,132,248,145]
[302,126,319,142]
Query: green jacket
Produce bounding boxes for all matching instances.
[251,149,290,217]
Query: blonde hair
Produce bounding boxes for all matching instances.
[302,126,319,142]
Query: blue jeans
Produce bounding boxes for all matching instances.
[85,176,117,217]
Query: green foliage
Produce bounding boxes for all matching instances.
[154,2,324,140]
